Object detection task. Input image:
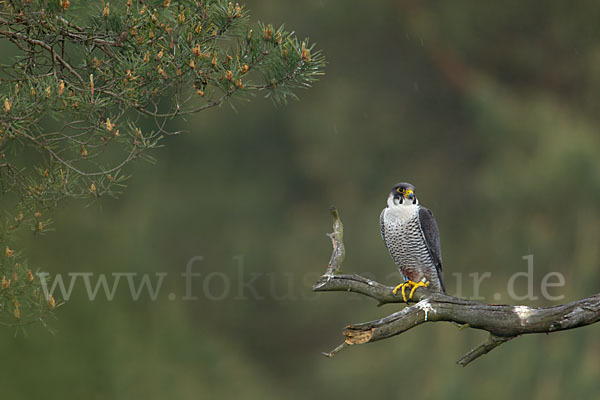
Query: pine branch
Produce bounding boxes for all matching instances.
[0,0,325,328]
[0,0,326,214]
[313,208,600,366]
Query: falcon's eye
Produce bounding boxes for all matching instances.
[396,187,403,193]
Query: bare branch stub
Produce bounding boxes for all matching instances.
[313,208,600,366]
[324,206,344,276]
[456,334,515,367]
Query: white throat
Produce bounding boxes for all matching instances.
[384,196,419,222]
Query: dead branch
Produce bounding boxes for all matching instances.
[313,207,600,366]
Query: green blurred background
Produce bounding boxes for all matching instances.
[2,0,600,398]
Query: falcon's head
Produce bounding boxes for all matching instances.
[387,182,418,207]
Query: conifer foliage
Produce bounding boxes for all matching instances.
[0,0,325,327]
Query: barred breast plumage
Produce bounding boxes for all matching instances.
[380,204,444,292]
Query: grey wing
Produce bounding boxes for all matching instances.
[418,207,445,292]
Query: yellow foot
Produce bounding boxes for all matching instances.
[392,279,430,302]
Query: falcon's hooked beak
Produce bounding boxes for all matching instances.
[398,188,417,205]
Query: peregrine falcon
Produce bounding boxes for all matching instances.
[380,182,445,301]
